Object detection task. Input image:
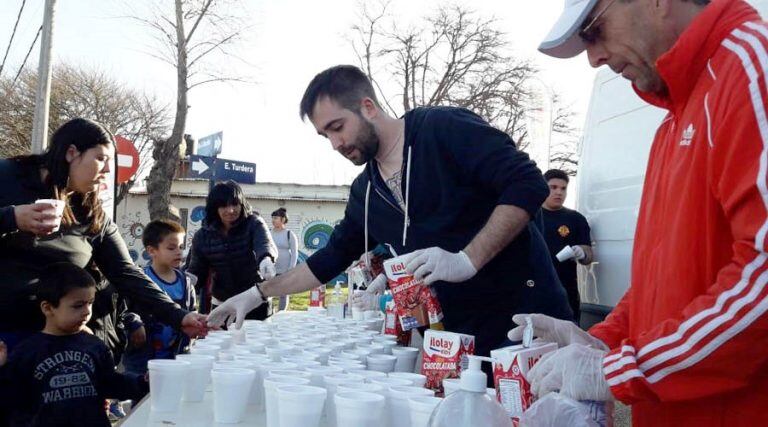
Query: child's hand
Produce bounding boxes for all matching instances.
[0,340,7,367]
[130,326,147,348]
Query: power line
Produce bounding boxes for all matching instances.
[0,0,27,78]
[10,24,41,90]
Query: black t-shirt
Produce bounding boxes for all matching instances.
[0,331,147,427]
[542,207,592,292]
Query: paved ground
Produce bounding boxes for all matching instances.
[615,402,631,427]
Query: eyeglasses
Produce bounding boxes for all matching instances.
[578,0,617,44]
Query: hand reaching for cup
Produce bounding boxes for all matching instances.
[13,203,62,236]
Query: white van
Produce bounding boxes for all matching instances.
[575,0,768,327]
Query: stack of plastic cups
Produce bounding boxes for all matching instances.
[257,361,299,409]
[408,396,443,427]
[175,354,214,402]
[323,373,365,427]
[264,376,310,427]
[335,392,386,427]
[211,367,256,424]
[346,369,387,383]
[392,347,420,373]
[276,385,327,427]
[388,372,427,387]
[386,385,434,427]
[147,359,190,422]
[367,354,397,373]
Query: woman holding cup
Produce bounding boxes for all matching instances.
[0,118,208,353]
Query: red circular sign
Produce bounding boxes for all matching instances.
[115,135,140,184]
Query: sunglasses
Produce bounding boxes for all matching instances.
[578,0,617,44]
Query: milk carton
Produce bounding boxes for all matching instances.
[491,341,558,423]
[384,299,412,346]
[421,329,475,392]
[309,285,326,307]
[383,256,444,331]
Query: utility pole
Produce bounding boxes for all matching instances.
[30,0,56,154]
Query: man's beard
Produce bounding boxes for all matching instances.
[349,120,379,166]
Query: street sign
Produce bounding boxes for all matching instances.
[197,131,223,157]
[215,158,256,184]
[188,154,215,179]
[115,135,140,184]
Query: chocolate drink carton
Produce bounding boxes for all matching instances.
[383,255,444,331]
[421,329,475,392]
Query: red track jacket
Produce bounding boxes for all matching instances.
[589,1,768,425]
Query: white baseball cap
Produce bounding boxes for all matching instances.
[539,0,600,58]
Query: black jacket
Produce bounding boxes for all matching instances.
[306,107,572,353]
[186,214,277,301]
[0,158,188,334]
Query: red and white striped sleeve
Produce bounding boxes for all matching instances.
[602,23,768,404]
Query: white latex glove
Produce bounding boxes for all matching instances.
[403,247,477,285]
[259,258,276,280]
[528,344,613,401]
[351,290,378,310]
[207,287,264,330]
[572,245,586,261]
[367,273,387,294]
[508,314,608,350]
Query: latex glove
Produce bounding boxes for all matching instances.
[572,245,586,261]
[207,287,264,330]
[351,290,378,311]
[403,247,477,285]
[259,258,276,280]
[181,312,209,337]
[368,273,387,294]
[508,313,608,350]
[528,344,613,401]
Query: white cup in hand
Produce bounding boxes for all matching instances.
[556,245,575,262]
[34,199,65,232]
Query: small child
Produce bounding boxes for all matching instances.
[0,263,148,427]
[122,219,196,376]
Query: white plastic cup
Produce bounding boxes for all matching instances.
[268,369,312,381]
[189,344,220,360]
[376,341,397,355]
[303,349,332,365]
[266,344,297,361]
[276,385,327,427]
[442,378,461,396]
[367,354,397,373]
[304,365,344,386]
[175,354,214,402]
[339,351,363,361]
[370,377,413,389]
[335,391,386,427]
[408,396,442,427]
[392,347,419,373]
[556,245,576,262]
[213,360,252,370]
[147,359,190,414]
[264,376,310,427]
[34,199,65,232]
[388,372,427,388]
[219,349,253,361]
[323,373,365,427]
[387,385,434,427]
[337,382,386,396]
[283,356,322,368]
[211,368,256,424]
[346,369,388,383]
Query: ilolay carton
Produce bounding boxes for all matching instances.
[384,299,412,346]
[383,256,444,331]
[421,329,475,392]
[491,340,558,423]
[309,285,326,307]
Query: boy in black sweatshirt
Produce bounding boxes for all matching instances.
[0,263,148,427]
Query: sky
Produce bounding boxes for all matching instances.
[0,0,598,186]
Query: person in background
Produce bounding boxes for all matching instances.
[510,0,768,425]
[122,220,196,377]
[0,118,207,355]
[270,208,298,311]
[541,169,593,324]
[187,180,277,321]
[0,263,148,427]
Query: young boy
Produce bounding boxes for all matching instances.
[0,263,148,427]
[122,219,196,376]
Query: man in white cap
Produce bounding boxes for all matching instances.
[509,0,768,425]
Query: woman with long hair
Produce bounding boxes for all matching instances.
[187,180,277,320]
[0,118,207,353]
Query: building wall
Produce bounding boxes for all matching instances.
[117,179,351,283]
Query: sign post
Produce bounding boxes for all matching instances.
[186,155,255,185]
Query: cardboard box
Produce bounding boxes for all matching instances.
[421,329,475,392]
[383,256,444,331]
[491,341,558,422]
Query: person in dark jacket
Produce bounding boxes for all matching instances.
[186,180,277,321]
[208,65,572,359]
[0,118,208,355]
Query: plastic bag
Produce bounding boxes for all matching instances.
[519,393,612,427]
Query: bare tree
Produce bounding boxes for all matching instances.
[0,63,170,204]
[128,0,249,221]
[350,2,578,168]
